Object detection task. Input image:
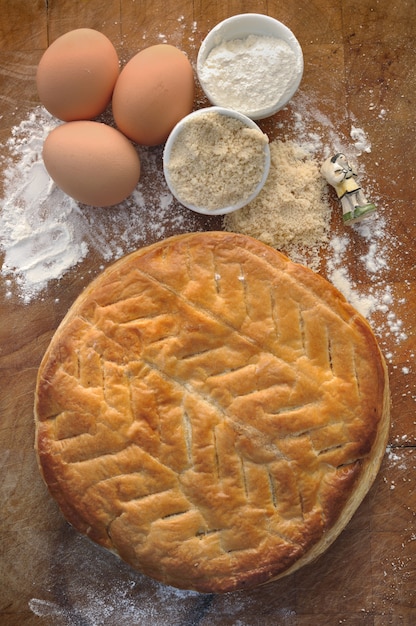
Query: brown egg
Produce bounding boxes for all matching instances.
[112,44,194,146]
[37,28,119,121]
[42,121,141,207]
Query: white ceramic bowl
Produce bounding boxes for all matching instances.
[163,106,270,215]
[196,13,304,120]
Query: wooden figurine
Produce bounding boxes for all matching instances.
[321,153,377,225]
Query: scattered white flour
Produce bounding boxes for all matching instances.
[0,115,89,291]
[322,192,409,351]
[287,92,373,165]
[28,536,201,626]
[324,218,401,324]
[198,34,302,116]
[350,125,372,155]
[29,580,201,626]
[0,107,205,303]
[28,532,296,626]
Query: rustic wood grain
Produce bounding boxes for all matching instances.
[0,0,415,624]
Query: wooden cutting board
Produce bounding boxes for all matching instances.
[1,0,415,624]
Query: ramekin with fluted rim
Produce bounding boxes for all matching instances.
[196,13,304,120]
[163,106,270,216]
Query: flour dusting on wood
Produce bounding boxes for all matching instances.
[0,108,202,303]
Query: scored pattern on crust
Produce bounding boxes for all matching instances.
[35,232,387,593]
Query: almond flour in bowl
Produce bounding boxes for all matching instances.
[163,107,270,215]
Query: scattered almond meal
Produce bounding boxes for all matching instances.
[223,139,330,270]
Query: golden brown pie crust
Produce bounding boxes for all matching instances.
[34,231,390,593]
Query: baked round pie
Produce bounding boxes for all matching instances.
[35,231,390,593]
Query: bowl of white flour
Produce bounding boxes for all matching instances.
[197,13,304,120]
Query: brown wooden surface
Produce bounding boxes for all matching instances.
[1,1,415,624]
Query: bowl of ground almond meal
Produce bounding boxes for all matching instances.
[163,106,270,215]
[197,14,304,120]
